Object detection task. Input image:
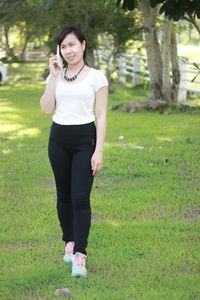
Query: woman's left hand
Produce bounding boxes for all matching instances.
[91,150,103,176]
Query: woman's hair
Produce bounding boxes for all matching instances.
[57,24,87,65]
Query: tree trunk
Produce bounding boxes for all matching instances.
[4,26,15,59]
[170,26,180,103]
[140,1,163,100]
[0,24,4,49]
[4,25,17,60]
[20,35,30,60]
[162,17,172,103]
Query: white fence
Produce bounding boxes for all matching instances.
[117,54,200,102]
[26,47,200,102]
[26,49,48,60]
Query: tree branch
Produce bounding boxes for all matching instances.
[183,13,200,35]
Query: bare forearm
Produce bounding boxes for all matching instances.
[95,114,107,152]
[40,75,56,115]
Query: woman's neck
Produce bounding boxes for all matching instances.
[67,60,85,73]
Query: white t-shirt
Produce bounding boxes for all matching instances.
[46,68,108,125]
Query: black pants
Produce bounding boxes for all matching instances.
[48,121,96,255]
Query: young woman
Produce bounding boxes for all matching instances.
[40,25,108,277]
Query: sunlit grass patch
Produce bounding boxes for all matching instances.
[1,62,200,300]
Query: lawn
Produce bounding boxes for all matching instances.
[0,62,200,300]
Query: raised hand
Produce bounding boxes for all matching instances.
[49,55,61,77]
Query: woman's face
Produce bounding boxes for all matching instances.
[60,33,85,65]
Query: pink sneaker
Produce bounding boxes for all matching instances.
[71,252,87,277]
[63,241,74,263]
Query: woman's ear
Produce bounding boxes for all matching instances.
[82,40,86,52]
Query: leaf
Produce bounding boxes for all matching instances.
[159,3,167,14]
[197,7,200,18]
[191,74,199,83]
[172,7,185,21]
[150,0,164,8]
[193,63,200,71]
[121,0,137,11]
[166,0,176,10]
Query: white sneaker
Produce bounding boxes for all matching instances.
[71,252,87,277]
[63,241,74,263]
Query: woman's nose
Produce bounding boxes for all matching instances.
[65,47,72,54]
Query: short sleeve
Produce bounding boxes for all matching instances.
[94,70,108,92]
[45,74,50,84]
[45,73,59,85]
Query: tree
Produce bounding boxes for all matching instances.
[117,0,181,103]
[41,0,137,65]
[0,0,45,60]
[0,0,138,87]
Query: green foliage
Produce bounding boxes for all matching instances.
[1,62,200,299]
[1,0,137,62]
[0,0,43,28]
[116,0,200,21]
[150,0,200,21]
[41,0,136,57]
[0,0,48,60]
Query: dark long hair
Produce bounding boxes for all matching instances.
[57,24,88,65]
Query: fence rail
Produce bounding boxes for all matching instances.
[117,54,200,102]
[26,48,200,102]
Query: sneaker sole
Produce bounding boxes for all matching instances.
[71,271,87,277]
[63,255,73,263]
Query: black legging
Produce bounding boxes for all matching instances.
[48,121,96,255]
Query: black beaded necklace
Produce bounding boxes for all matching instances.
[64,64,85,82]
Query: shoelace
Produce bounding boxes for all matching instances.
[75,253,86,267]
[65,242,74,255]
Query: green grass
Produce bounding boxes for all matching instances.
[1,62,200,300]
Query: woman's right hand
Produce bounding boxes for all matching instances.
[49,55,60,77]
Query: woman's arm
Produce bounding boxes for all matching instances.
[40,76,56,115]
[40,55,59,115]
[91,86,108,176]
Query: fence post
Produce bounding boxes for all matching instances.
[132,55,141,86]
[119,56,126,83]
[177,60,187,102]
[23,48,28,61]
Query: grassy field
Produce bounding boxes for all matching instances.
[1,62,200,300]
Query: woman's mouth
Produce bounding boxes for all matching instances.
[66,56,74,60]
